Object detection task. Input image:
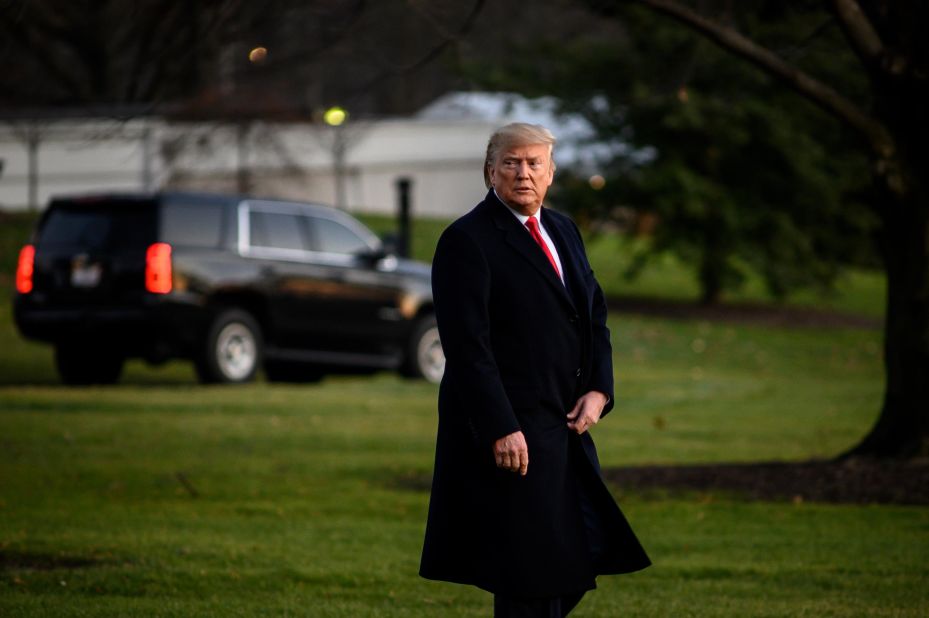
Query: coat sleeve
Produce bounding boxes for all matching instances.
[432,225,521,445]
[588,275,616,417]
[571,220,616,417]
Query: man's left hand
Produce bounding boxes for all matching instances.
[566,391,608,435]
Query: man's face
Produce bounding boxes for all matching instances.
[489,143,554,215]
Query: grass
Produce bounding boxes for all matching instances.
[2,211,923,616]
[3,293,925,616]
[584,234,887,318]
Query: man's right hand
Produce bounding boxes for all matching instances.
[493,430,529,476]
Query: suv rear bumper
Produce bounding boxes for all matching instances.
[13,295,205,360]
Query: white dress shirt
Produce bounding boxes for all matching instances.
[497,192,565,285]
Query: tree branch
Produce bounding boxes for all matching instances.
[365,0,485,75]
[0,5,87,101]
[830,0,884,67]
[344,0,486,106]
[621,0,895,158]
[217,0,368,93]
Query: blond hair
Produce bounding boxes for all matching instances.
[483,123,557,188]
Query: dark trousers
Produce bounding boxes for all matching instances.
[493,591,585,617]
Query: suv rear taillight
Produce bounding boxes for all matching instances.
[16,245,35,294]
[145,242,172,294]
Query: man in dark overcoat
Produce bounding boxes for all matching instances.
[420,123,650,617]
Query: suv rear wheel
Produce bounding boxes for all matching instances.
[55,341,124,385]
[402,314,445,383]
[196,309,263,384]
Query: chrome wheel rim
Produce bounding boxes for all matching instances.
[417,326,445,384]
[216,322,256,381]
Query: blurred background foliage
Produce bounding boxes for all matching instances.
[0,0,883,305]
[466,1,881,304]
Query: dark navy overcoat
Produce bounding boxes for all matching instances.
[420,191,650,598]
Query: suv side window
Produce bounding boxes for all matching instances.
[161,203,224,248]
[310,216,370,255]
[249,211,309,251]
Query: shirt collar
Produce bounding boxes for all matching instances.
[494,189,542,226]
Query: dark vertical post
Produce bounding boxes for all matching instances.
[396,177,412,258]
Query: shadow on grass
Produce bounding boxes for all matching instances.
[603,458,929,505]
[0,360,199,387]
[0,377,198,387]
[606,295,881,329]
[384,459,929,506]
[0,550,106,571]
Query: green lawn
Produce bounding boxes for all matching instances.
[583,234,886,318]
[2,212,923,616]
[3,289,926,616]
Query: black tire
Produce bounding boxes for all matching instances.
[401,314,445,383]
[195,308,263,384]
[264,360,325,384]
[55,341,124,386]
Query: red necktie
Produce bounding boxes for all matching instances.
[525,217,561,278]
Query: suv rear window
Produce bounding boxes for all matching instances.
[38,200,156,250]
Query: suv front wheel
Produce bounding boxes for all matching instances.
[196,309,263,384]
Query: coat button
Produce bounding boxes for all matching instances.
[569,314,579,324]
[576,368,582,377]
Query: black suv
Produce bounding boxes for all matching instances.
[13,191,444,385]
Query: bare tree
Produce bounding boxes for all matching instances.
[0,0,487,207]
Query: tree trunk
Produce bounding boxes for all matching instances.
[27,124,39,211]
[236,121,251,195]
[698,256,723,305]
[604,0,929,458]
[698,213,725,305]
[844,130,929,458]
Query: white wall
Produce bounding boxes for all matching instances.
[163,119,493,217]
[0,117,493,218]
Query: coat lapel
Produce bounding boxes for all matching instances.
[485,192,576,312]
[541,208,591,318]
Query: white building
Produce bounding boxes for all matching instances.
[0,93,602,218]
[0,119,161,211]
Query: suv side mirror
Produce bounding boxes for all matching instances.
[379,232,400,256]
[357,246,388,266]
